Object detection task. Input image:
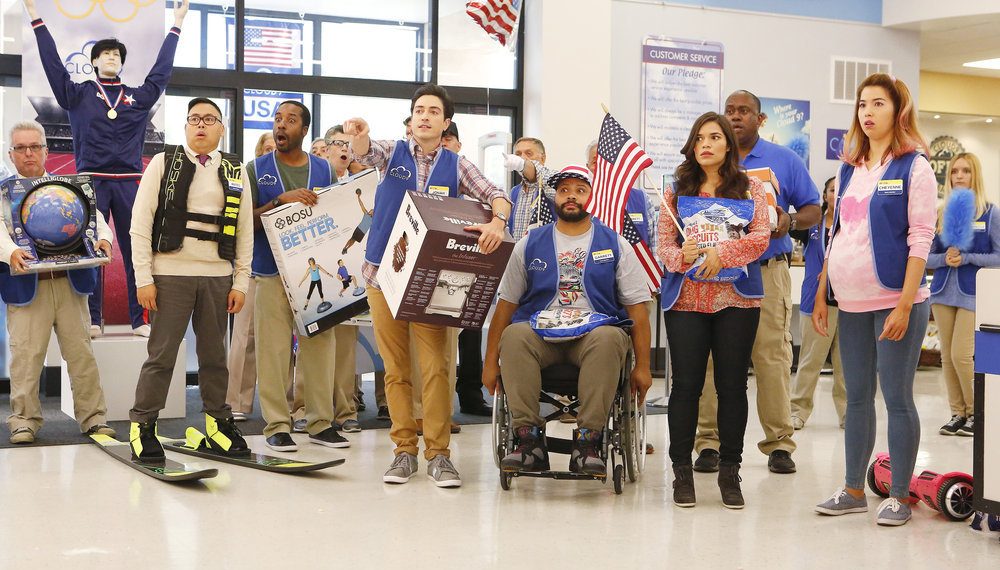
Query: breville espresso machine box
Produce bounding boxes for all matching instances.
[377,191,513,328]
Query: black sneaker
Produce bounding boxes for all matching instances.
[265,432,298,452]
[309,427,351,448]
[693,449,720,473]
[957,415,974,437]
[500,425,550,472]
[672,465,696,507]
[376,406,390,421]
[940,415,966,436]
[129,421,165,463]
[206,415,250,456]
[768,450,797,474]
[569,428,606,477]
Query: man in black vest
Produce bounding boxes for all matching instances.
[126,98,253,462]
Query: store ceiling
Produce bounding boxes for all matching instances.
[913,12,1000,78]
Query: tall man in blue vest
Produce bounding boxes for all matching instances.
[693,90,821,475]
[1,120,115,444]
[344,83,511,488]
[248,101,348,453]
[126,98,253,462]
[482,165,653,475]
[24,0,190,337]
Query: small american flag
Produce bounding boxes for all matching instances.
[466,0,522,48]
[589,114,661,290]
[245,23,298,69]
[530,192,555,227]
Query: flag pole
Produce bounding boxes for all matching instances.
[601,103,609,114]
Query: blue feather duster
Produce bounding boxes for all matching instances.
[942,188,976,250]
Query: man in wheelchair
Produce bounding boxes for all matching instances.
[483,165,652,477]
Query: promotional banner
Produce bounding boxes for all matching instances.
[826,128,847,161]
[244,90,305,130]
[758,97,811,169]
[261,169,377,337]
[640,36,724,188]
[20,1,165,174]
[227,17,305,74]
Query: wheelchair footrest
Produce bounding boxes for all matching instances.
[513,470,606,481]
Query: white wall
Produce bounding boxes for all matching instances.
[925,117,1000,205]
[609,1,922,185]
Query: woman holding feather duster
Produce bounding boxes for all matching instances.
[928,153,1000,437]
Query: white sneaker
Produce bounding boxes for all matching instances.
[89,325,103,339]
[132,324,151,337]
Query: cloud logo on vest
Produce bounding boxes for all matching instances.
[528,258,547,272]
[389,166,412,181]
[258,174,278,186]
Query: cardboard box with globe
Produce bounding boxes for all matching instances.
[0,174,110,273]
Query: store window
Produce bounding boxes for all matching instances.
[437,0,518,89]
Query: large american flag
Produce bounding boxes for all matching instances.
[466,0,522,48]
[245,24,298,69]
[589,114,662,291]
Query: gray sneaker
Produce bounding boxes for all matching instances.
[383,453,418,484]
[427,454,462,488]
[292,418,307,433]
[875,497,912,526]
[341,419,361,433]
[815,488,869,515]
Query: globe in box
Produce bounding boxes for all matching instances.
[1,175,109,273]
[377,191,514,328]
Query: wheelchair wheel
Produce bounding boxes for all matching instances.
[635,391,647,474]
[613,464,624,495]
[622,387,638,483]
[492,384,511,469]
[500,470,513,491]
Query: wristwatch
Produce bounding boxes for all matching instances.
[789,213,797,231]
[494,212,508,223]
[271,197,281,208]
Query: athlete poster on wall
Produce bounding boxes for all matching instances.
[260,169,377,337]
[758,97,811,169]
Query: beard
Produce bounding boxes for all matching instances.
[556,202,589,223]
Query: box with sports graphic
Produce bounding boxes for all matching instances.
[260,169,377,337]
[377,191,514,328]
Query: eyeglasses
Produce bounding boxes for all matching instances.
[187,115,221,126]
[10,144,46,155]
[327,140,350,148]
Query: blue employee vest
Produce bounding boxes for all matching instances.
[365,141,460,266]
[251,152,332,276]
[511,220,627,323]
[658,198,764,312]
[930,205,993,297]
[625,189,651,244]
[832,152,927,293]
[799,222,828,316]
[0,265,97,306]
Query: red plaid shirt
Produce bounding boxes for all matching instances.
[356,138,509,288]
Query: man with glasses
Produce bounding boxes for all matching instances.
[125,98,253,462]
[0,120,116,445]
[23,0,190,338]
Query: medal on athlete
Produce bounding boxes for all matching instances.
[95,80,124,121]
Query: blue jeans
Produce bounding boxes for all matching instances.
[838,301,929,498]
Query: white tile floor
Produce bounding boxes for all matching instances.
[1,370,997,569]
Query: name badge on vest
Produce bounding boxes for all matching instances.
[592,249,614,264]
[876,179,903,196]
[973,221,987,232]
[428,185,450,197]
[628,212,644,224]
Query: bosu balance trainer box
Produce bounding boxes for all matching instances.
[377,191,514,328]
[261,169,377,337]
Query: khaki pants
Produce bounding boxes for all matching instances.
[6,277,108,433]
[226,277,257,414]
[412,328,459,419]
[131,275,232,423]
[289,326,359,424]
[255,276,335,437]
[790,306,846,425]
[367,286,451,460]
[696,260,796,455]
[500,323,629,430]
[931,304,975,417]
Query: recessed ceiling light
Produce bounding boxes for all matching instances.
[964,58,1000,70]
[988,118,994,123]
[933,115,941,119]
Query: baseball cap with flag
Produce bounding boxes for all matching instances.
[546,165,592,189]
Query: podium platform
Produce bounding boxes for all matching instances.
[61,332,186,422]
